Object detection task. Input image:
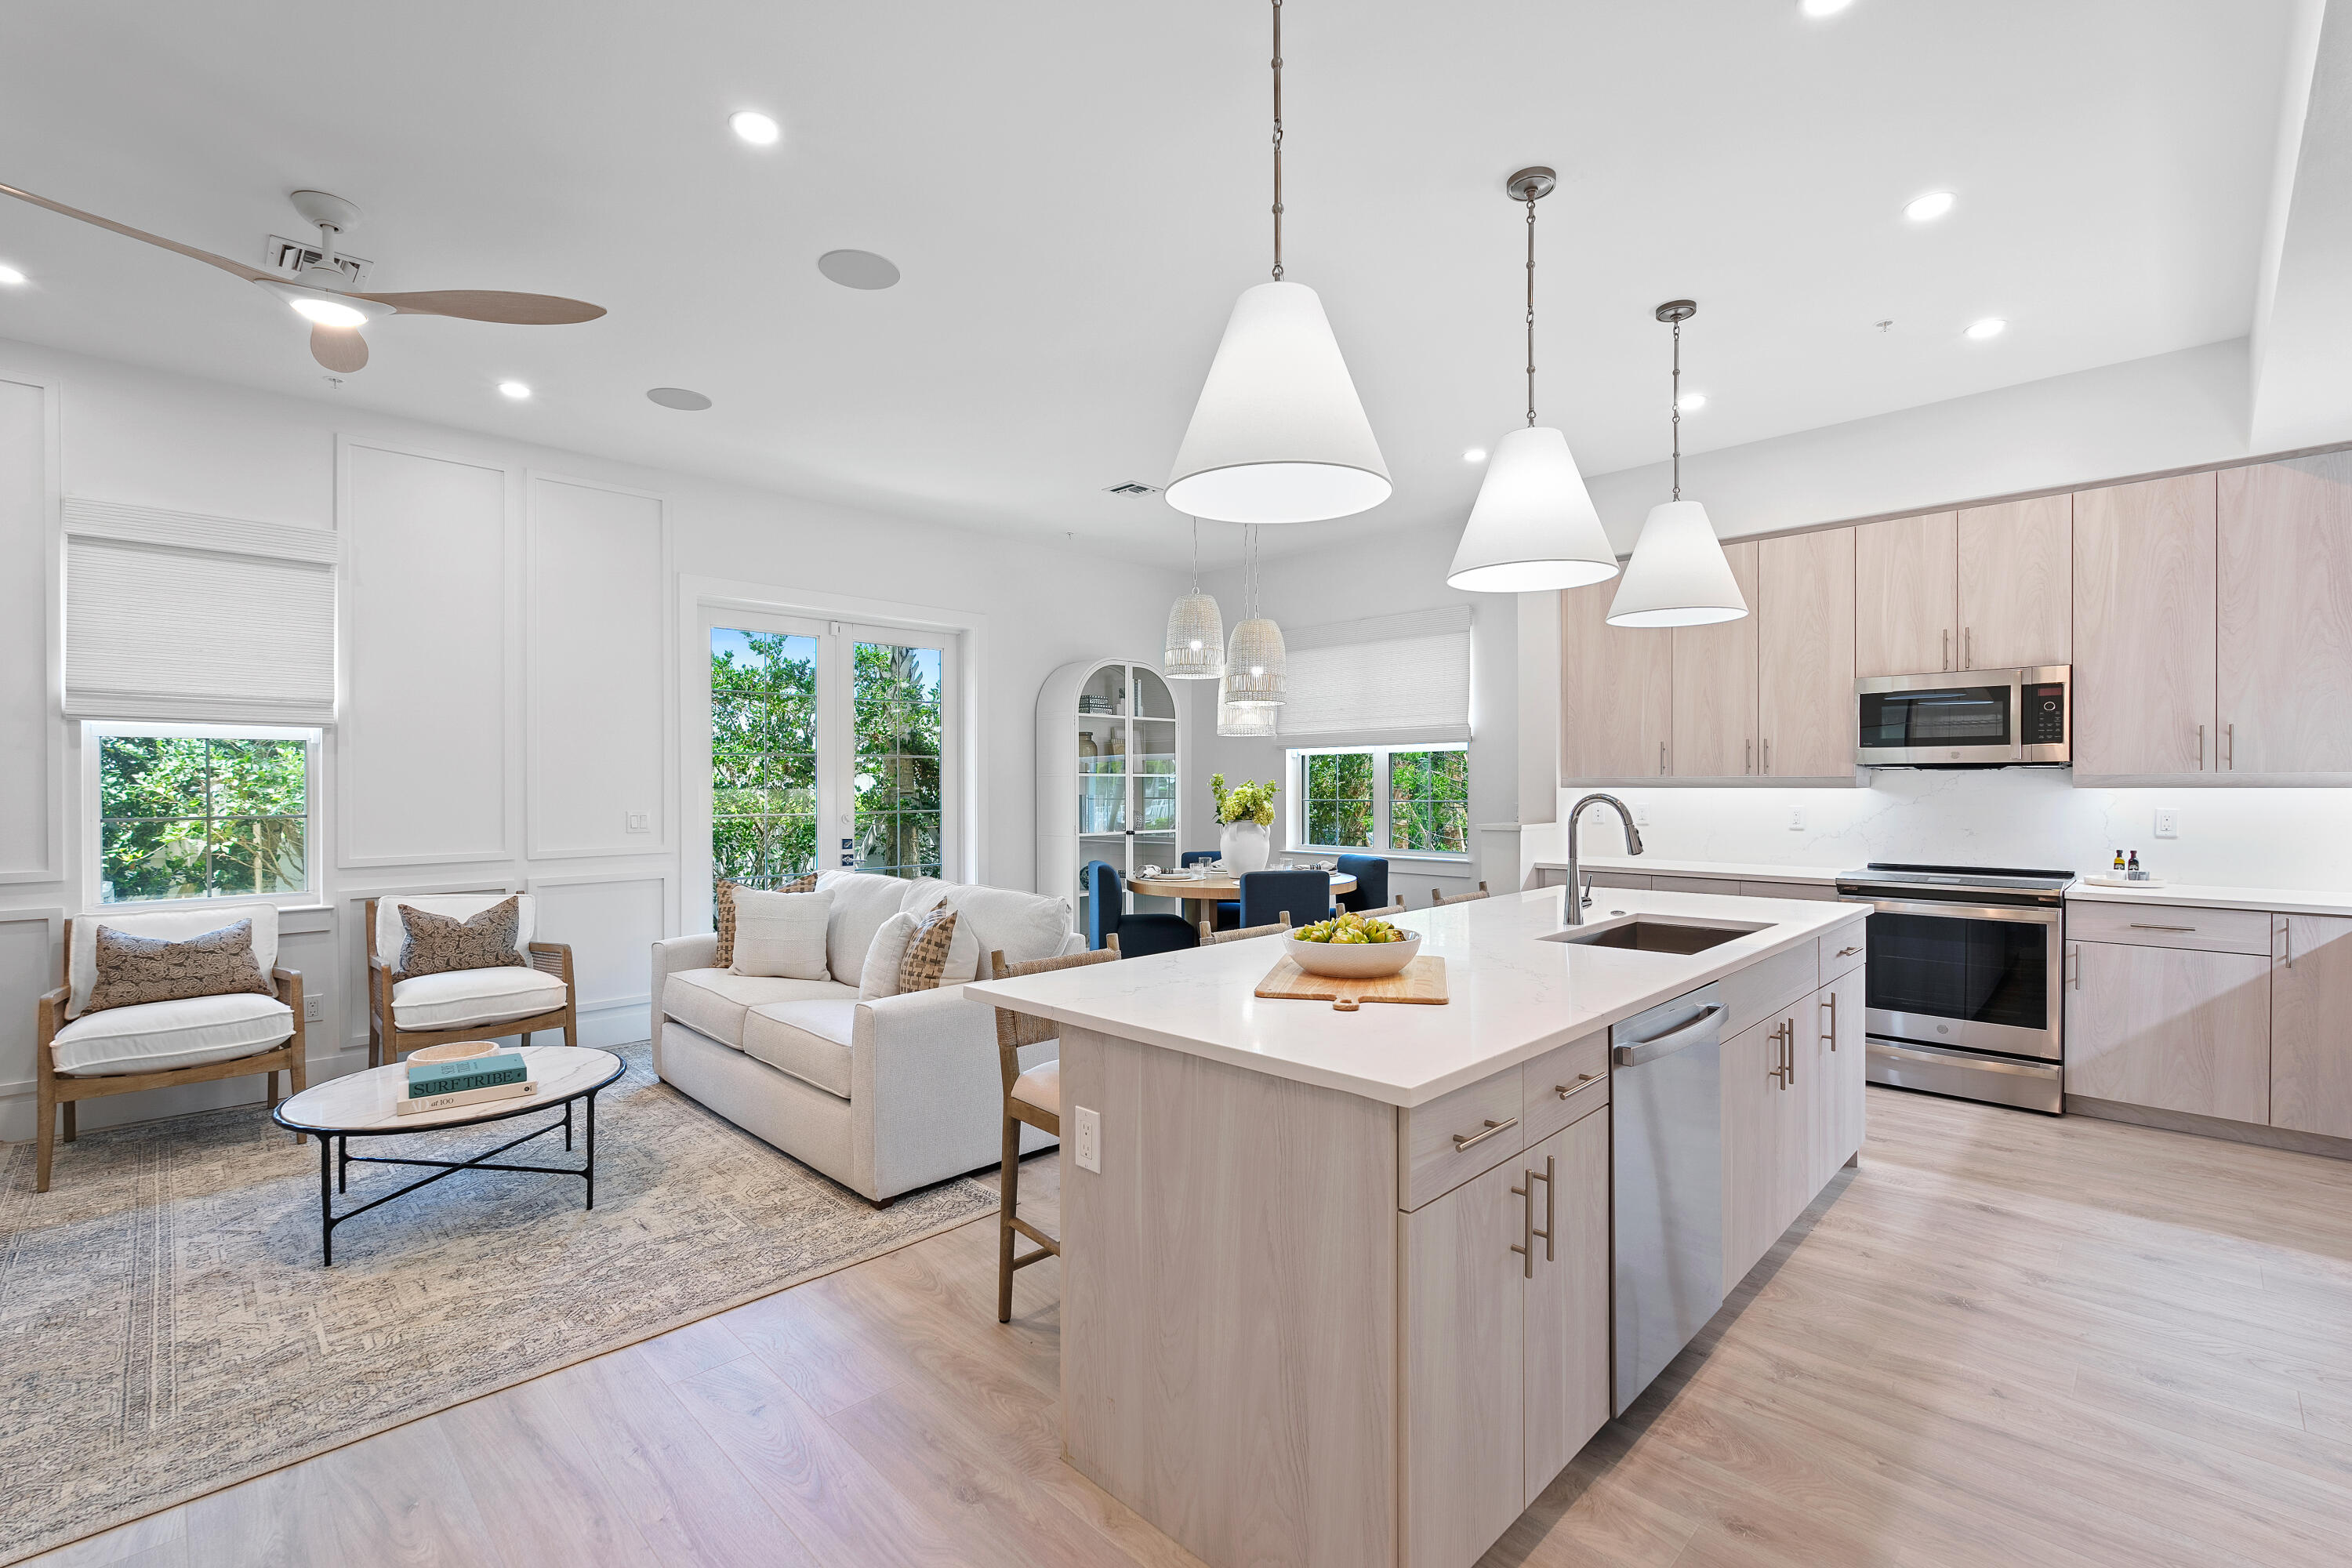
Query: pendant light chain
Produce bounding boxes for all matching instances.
[1525,186,1538,426]
[1270,0,1284,281]
[1670,316,1682,502]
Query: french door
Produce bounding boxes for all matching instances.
[704,610,955,893]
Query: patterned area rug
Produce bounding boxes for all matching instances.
[0,1044,997,1564]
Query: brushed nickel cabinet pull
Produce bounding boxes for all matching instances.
[1835,944,1862,957]
[1746,739,1752,775]
[1784,1020,1797,1087]
[2227,722,2235,770]
[1454,1116,1517,1152]
[1763,738,1772,775]
[2197,723,2205,769]
[2129,923,2196,932]
[1538,1154,1555,1261]
[1942,628,1951,672]
[1821,990,1838,1049]
[1659,741,1668,776]
[2284,918,2293,970]
[1555,1072,1600,1100]
[1767,1022,1788,1088]
[1965,626,1973,669]
[1509,1172,1536,1278]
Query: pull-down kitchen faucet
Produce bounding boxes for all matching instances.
[1563,793,1644,925]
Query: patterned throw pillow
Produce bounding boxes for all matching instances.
[398,896,527,977]
[896,906,961,994]
[714,874,816,969]
[85,918,274,1015]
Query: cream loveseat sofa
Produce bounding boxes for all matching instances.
[649,871,1081,1204]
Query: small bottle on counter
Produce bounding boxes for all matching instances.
[2112,849,2126,875]
[2128,850,2143,880]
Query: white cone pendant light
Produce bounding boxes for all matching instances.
[1165,0,1391,525]
[1448,168,1617,593]
[1608,301,1748,628]
[1163,518,1225,679]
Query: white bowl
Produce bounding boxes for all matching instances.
[1286,929,1421,978]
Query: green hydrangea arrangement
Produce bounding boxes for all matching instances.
[1209,772,1279,826]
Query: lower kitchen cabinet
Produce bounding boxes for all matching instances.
[1722,975,1867,1294]
[1812,971,1866,1191]
[2065,938,2271,1123]
[1400,1104,1609,1568]
[2270,913,2352,1138]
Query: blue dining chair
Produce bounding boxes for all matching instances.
[1181,850,1240,930]
[1239,868,1335,931]
[1083,860,1198,958]
[1334,854,1391,913]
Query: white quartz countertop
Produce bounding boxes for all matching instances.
[1541,855,1846,886]
[2065,881,2352,918]
[968,887,1864,1108]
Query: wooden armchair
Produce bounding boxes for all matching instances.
[34,913,306,1194]
[365,896,575,1068]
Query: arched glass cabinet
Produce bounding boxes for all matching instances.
[1034,658,1186,935]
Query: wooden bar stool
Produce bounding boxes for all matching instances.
[1430,881,1490,907]
[987,944,1119,1323]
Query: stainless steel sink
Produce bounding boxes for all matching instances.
[1542,916,1765,954]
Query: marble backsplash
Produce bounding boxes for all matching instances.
[1541,769,2352,891]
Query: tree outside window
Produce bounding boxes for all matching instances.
[97,734,307,902]
[1388,748,1469,854]
[1302,750,1374,850]
[1293,743,1468,857]
[854,641,943,879]
[711,629,818,889]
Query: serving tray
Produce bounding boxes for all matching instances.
[1255,954,1449,1007]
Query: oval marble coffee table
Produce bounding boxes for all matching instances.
[272,1044,625,1265]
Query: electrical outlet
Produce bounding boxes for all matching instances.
[625,811,652,833]
[1632,803,1650,828]
[1788,808,1806,832]
[304,996,324,1022]
[2154,807,2180,840]
[1073,1105,1102,1173]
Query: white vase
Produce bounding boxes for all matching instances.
[1220,819,1272,873]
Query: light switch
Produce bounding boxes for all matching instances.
[1073,1105,1102,1173]
[2154,808,2180,840]
[625,811,652,833]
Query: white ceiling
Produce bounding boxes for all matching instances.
[0,0,2303,565]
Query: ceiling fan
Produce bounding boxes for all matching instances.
[0,184,605,372]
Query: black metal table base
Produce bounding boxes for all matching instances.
[312,1089,602,1266]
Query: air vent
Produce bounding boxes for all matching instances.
[1104,481,1160,496]
[263,235,373,286]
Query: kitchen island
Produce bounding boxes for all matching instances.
[968,884,1868,1568]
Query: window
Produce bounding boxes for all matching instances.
[1290,743,1468,858]
[710,629,820,888]
[852,641,944,878]
[91,724,313,903]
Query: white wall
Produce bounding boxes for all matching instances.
[1184,525,1516,904]
[0,339,1182,1142]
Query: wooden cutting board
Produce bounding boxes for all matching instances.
[1255,953,1448,1007]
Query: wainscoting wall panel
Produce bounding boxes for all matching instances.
[526,872,667,1048]
[0,376,60,884]
[0,910,64,1144]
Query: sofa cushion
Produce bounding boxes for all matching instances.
[897,907,962,993]
[815,871,913,986]
[662,968,855,1051]
[391,967,568,1031]
[714,873,816,969]
[858,910,920,1000]
[85,918,274,1015]
[50,993,293,1077]
[730,887,832,980]
[741,998,858,1100]
[70,902,280,1018]
[1011,1060,1060,1118]
[376,893,533,972]
[940,884,1074,982]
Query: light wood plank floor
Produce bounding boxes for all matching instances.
[28,1087,2352,1568]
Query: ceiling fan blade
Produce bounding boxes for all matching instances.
[0,181,274,283]
[352,289,605,325]
[310,325,368,372]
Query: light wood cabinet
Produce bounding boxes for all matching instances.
[1720,1008,1803,1293]
[1854,512,1956,677]
[1671,541,1759,777]
[2072,475,2216,775]
[1561,580,1671,780]
[1757,528,1856,777]
[1519,1110,1611,1504]
[1955,495,2071,670]
[2218,453,2352,774]
[2064,939,2271,1123]
[2270,913,2352,1138]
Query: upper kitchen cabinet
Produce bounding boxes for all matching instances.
[1757,528,1856,779]
[1854,513,1956,677]
[2073,474,2216,776]
[2218,453,2352,775]
[1561,579,1672,781]
[1955,496,2071,670]
[1671,542,1759,778]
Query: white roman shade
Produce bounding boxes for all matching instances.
[1276,605,1472,739]
[64,499,339,725]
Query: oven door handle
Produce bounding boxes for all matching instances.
[1842,897,2060,924]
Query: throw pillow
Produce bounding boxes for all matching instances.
[85,918,275,1015]
[896,906,961,994]
[399,896,527,977]
[859,910,922,1001]
[731,887,833,980]
[714,873,816,969]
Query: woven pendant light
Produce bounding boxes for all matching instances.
[1220,526,1286,705]
[1163,518,1225,679]
[1218,693,1279,737]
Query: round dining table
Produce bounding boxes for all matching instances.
[1125,867,1358,933]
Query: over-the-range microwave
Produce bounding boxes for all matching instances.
[1854,665,2070,767]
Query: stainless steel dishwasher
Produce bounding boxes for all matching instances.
[1610,982,1726,1414]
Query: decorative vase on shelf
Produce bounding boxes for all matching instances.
[1220,819,1272,873]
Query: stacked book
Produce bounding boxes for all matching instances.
[397,1049,536,1115]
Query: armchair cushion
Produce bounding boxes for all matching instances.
[50,993,292,1076]
[390,967,568,1031]
[397,896,528,977]
[742,997,859,1098]
[70,902,279,1018]
[375,893,533,973]
[85,918,274,1015]
[662,968,853,1051]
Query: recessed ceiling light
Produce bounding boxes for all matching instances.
[1798,0,1855,16]
[0,263,25,286]
[1904,191,1956,223]
[818,249,901,290]
[1677,393,1707,412]
[647,386,713,411]
[1964,318,2007,340]
[498,380,532,399]
[1462,448,1488,464]
[729,111,781,146]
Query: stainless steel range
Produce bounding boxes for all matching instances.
[1834,862,2074,1114]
